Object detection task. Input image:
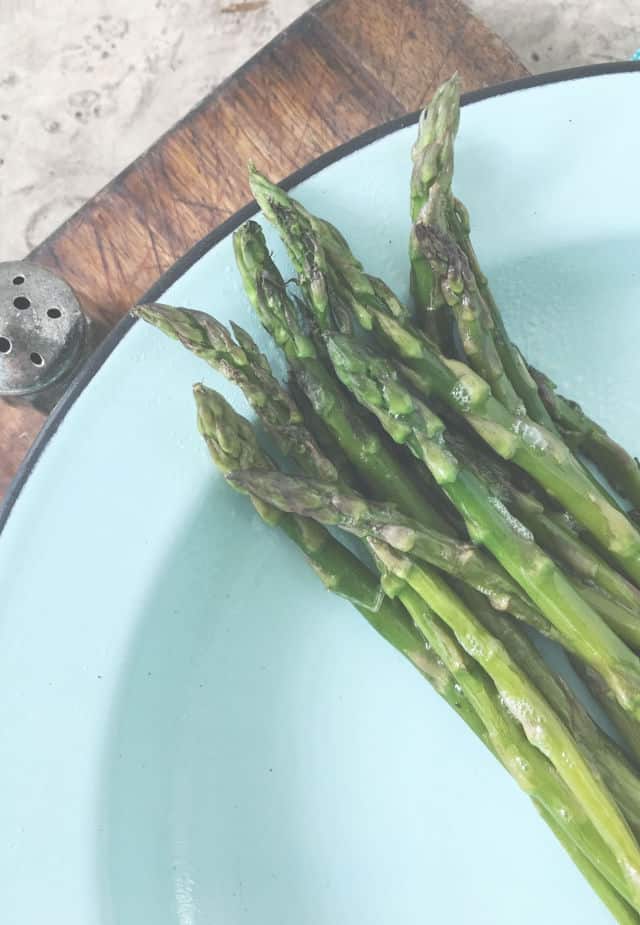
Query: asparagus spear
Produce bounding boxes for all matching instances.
[521,510,640,624]
[367,541,640,906]
[287,375,362,490]
[538,806,640,925]
[446,428,640,617]
[339,272,640,584]
[419,220,629,514]
[231,218,452,531]
[233,221,574,631]
[325,334,640,717]
[233,460,640,838]
[392,585,638,915]
[245,178,410,334]
[416,198,526,414]
[574,659,640,770]
[227,468,551,637]
[134,303,341,484]
[445,431,640,645]
[408,73,460,344]
[574,580,640,653]
[446,196,561,431]
[532,366,640,509]
[193,383,460,678]
[244,171,640,582]
[410,81,560,428]
[456,584,640,840]
[201,385,638,914]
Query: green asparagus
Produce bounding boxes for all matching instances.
[371,541,640,906]
[244,170,640,584]
[532,366,640,509]
[231,217,453,530]
[197,383,640,917]
[392,585,638,913]
[228,468,553,634]
[457,584,640,840]
[341,275,640,585]
[325,333,640,716]
[136,71,640,920]
[409,73,459,344]
[446,428,640,616]
[416,201,525,413]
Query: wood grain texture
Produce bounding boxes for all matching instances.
[0,0,527,500]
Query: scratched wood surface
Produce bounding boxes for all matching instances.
[0,0,527,499]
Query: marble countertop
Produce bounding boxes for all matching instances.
[0,0,638,259]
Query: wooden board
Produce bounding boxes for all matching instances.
[0,0,527,499]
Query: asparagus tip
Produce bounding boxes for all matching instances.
[132,301,172,321]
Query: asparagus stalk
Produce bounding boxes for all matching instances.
[193,383,459,678]
[410,81,561,429]
[134,303,341,484]
[233,221,576,633]
[371,542,640,907]
[341,271,640,585]
[420,220,628,514]
[244,171,640,582]
[574,659,640,770]
[135,292,459,555]
[392,585,638,915]
[416,199,525,413]
[409,73,459,344]
[325,334,640,717]
[538,806,640,925]
[446,428,640,617]
[233,461,640,841]
[246,177,411,334]
[231,218,452,531]
[287,376,362,490]
[457,584,640,840]
[524,511,640,623]
[227,468,552,637]
[574,581,640,653]
[446,428,640,642]
[448,199,561,431]
[200,385,638,915]
[532,366,640,509]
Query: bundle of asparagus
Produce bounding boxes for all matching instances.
[134,74,640,921]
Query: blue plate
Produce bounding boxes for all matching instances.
[1,64,639,924]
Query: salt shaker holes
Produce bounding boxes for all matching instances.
[0,260,87,400]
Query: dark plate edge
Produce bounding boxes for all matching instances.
[2,60,640,534]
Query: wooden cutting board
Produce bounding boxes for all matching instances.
[0,0,527,499]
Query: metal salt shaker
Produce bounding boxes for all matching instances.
[0,260,100,412]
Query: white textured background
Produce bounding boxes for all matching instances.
[0,0,638,258]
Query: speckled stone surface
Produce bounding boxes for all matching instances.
[0,0,638,259]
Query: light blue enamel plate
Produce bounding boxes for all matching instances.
[1,65,639,924]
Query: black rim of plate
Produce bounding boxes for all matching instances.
[2,60,639,535]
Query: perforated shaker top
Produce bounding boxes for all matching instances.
[0,261,86,397]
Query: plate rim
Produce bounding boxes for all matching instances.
[2,60,639,536]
